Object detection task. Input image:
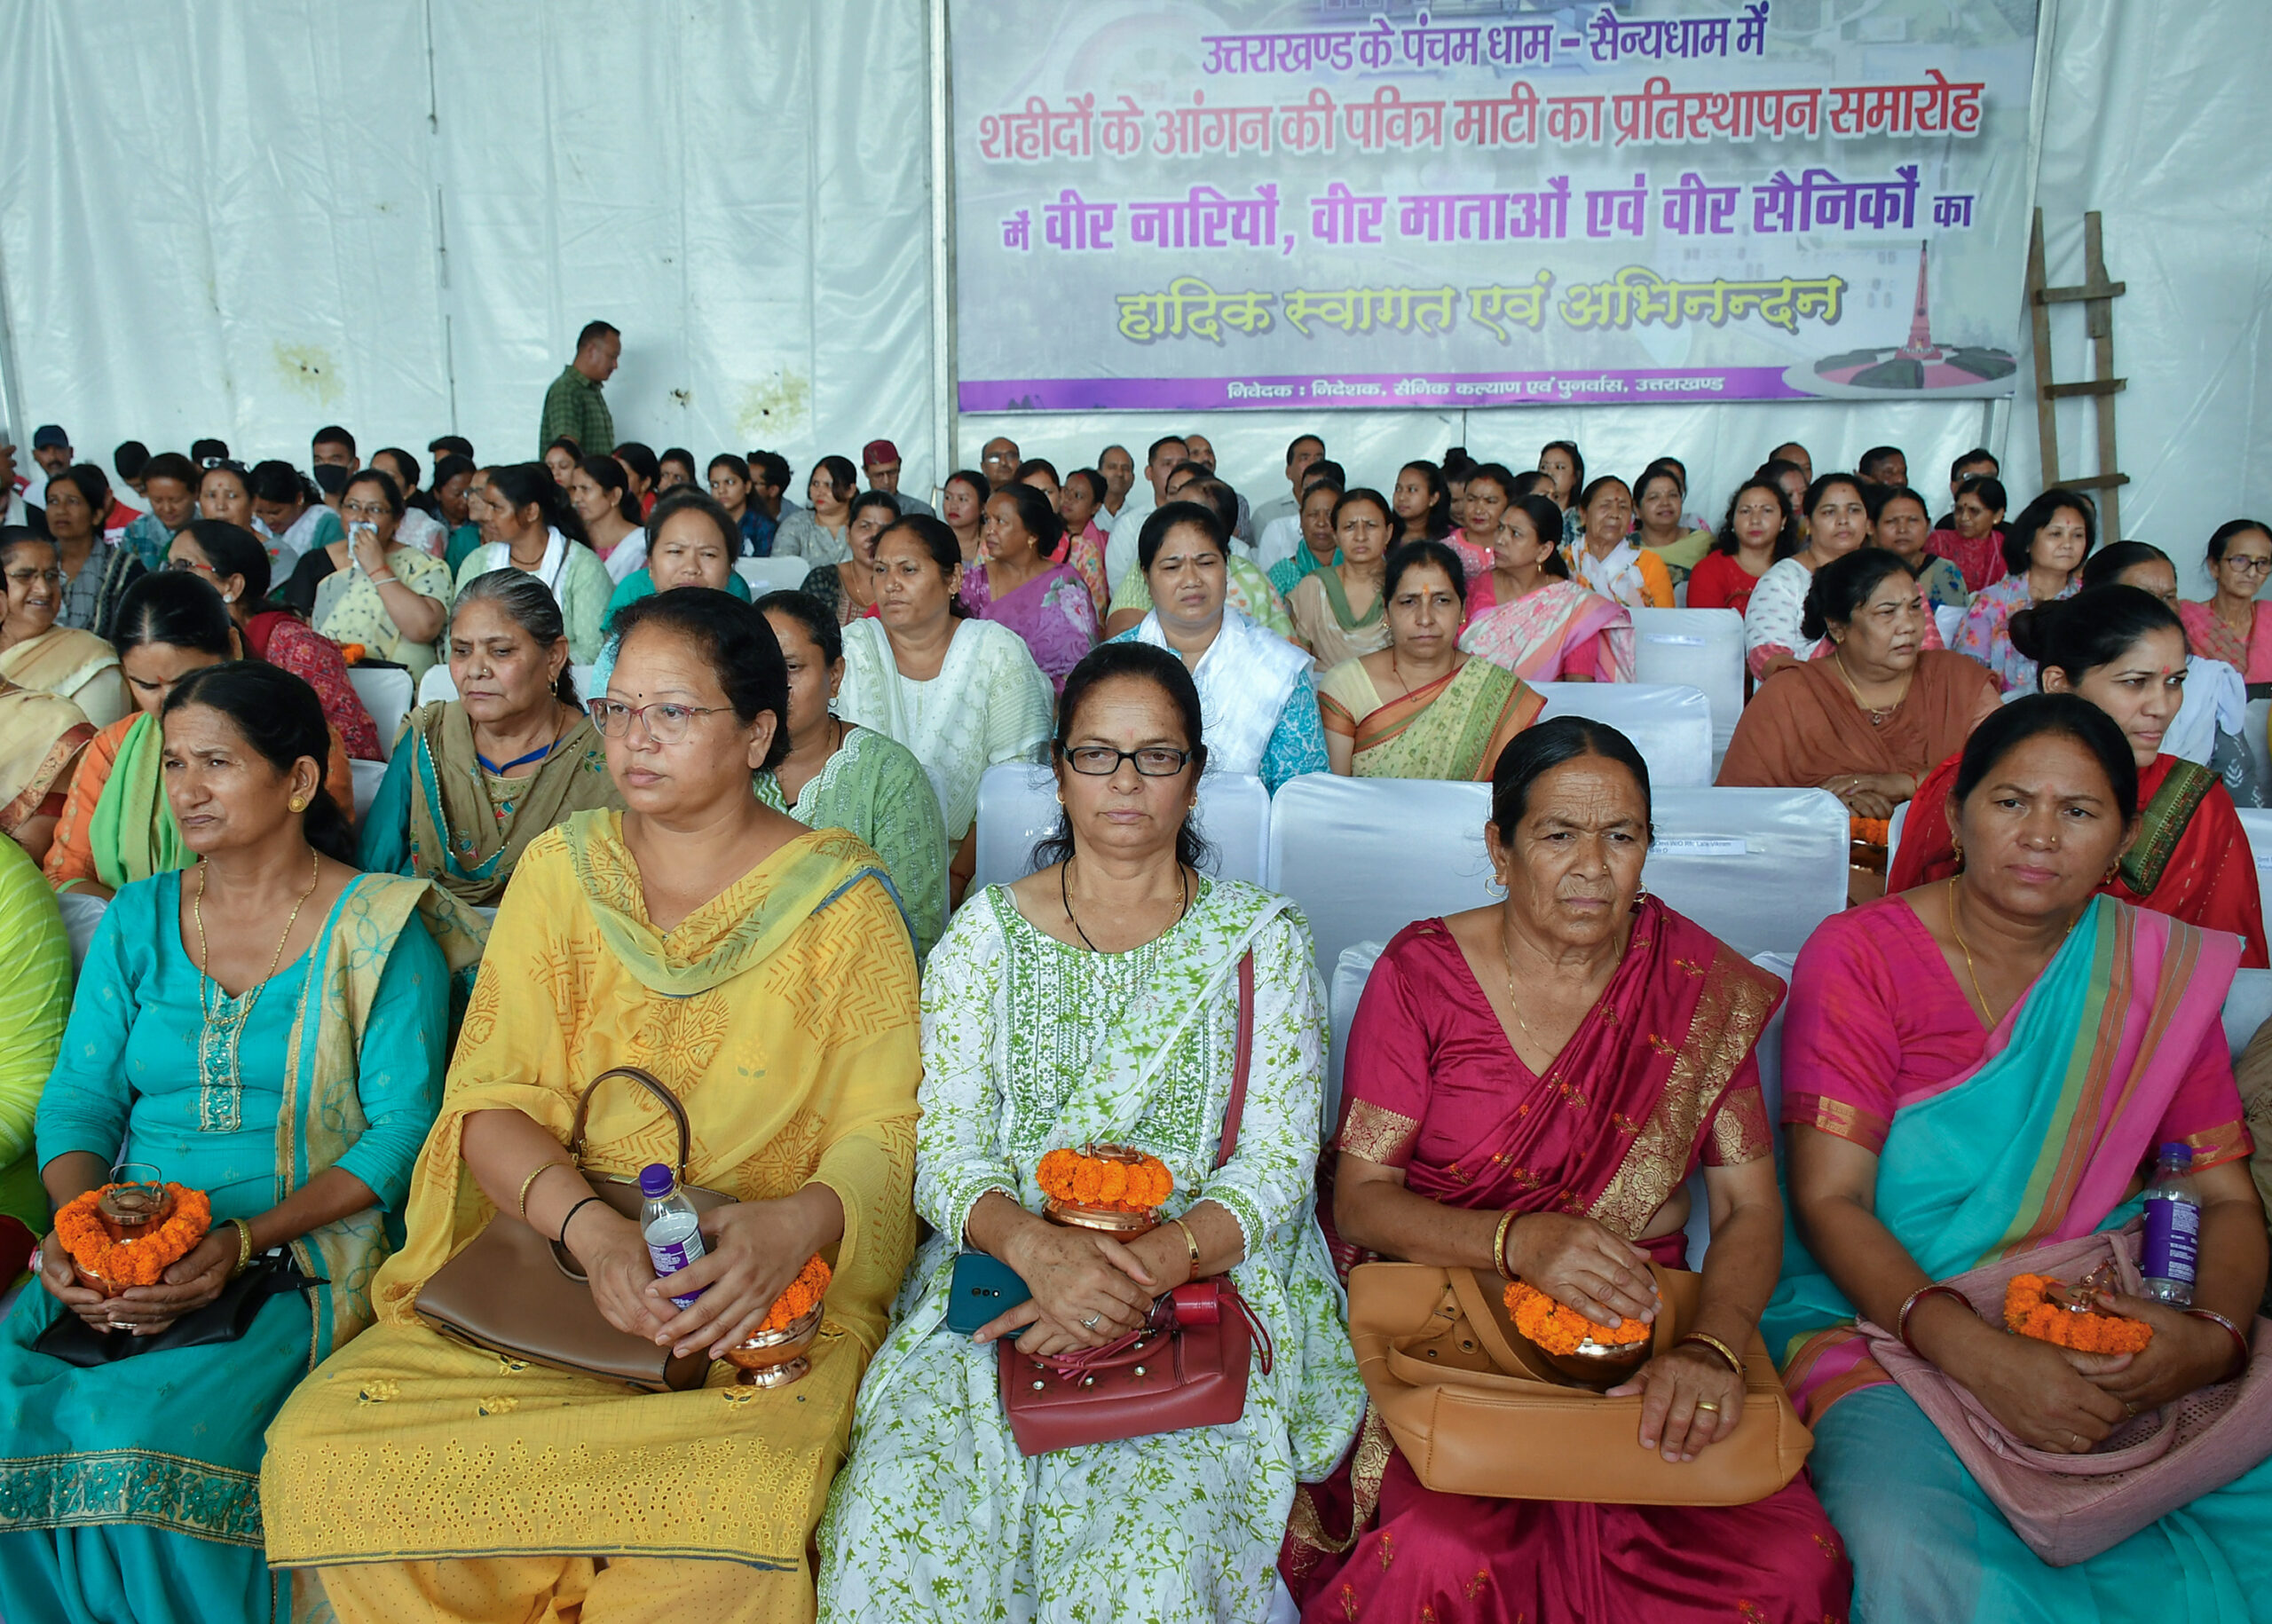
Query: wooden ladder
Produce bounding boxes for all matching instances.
[2026,209,2129,538]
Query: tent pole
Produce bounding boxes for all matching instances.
[929,0,956,494]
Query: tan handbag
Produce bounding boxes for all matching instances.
[414,1067,737,1391]
[1347,1260,1813,1505]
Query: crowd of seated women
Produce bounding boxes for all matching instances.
[2,416,2272,1623]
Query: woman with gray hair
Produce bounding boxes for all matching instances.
[358,569,620,910]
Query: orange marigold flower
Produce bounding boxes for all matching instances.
[1036,1147,1172,1215]
[54,1183,213,1290]
[1503,1280,1650,1354]
[755,1254,832,1336]
[2002,1273,2153,1355]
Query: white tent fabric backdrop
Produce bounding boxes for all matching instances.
[0,0,936,496]
[0,0,2265,593]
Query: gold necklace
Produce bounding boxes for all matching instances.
[194,850,322,1128]
[1945,876,1995,1025]
[1831,648,1908,727]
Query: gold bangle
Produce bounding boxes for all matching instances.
[516,1163,555,1221]
[1170,1217,1199,1269]
[229,1218,255,1279]
[1492,1210,1519,1281]
[1678,1330,1744,1376]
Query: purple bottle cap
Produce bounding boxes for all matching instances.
[2158,1142,2191,1166]
[638,1163,674,1198]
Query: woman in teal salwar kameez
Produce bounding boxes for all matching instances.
[0,662,453,1624]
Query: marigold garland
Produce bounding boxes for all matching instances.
[53,1183,213,1289]
[1037,1146,1174,1214]
[754,1254,832,1336]
[1850,816,1890,847]
[1503,1279,1652,1354]
[2002,1273,2154,1354]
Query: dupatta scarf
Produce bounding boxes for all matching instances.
[1457,577,1634,682]
[0,624,118,700]
[1771,899,2240,1422]
[1131,605,1310,777]
[1323,658,1543,782]
[2179,598,2272,683]
[87,712,187,891]
[1716,650,1997,793]
[0,684,92,835]
[403,699,618,906]
[280,873,476,1360]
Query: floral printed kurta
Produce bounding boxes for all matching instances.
[816,879,1364,1624]
[1955,573,2079,694]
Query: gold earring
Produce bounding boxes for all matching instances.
[288,796,308,813]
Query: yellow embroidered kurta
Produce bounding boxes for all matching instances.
[258,813,921,1599]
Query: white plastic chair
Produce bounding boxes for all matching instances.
[1528,682,1713,788]
[346,667,414,761]
[2248,698,2272,804]
[972,761,1271,891]
[735,557,814,597]
[1629,609,1744,762]
[1887,801,1908,875]
[417,665,458,706]
[56,892,107,979]
[2221,967,2272,1062]
[2240,808,2272,940]
[350,758,389,825]
[1267,777,1847,986]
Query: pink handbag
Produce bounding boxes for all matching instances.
[1860,1225,2272,1565]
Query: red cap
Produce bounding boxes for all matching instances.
[862,438,900,468]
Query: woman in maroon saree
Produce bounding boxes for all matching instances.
[1284,717,1850,1623]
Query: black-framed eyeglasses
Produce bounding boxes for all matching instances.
[586,698,733,744]
[1060,744,1192,777]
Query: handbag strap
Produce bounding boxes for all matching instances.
[1215,951,1256,1171]
[566,1066,692,1180]
[1022,1278,1274,1382]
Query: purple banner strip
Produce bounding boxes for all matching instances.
[959,367,1818,413]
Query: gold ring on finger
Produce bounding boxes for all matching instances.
[1694,1400,1722,1413]
[2071,1432,2086,1448]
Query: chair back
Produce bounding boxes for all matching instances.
[346,667,414,761]
[1266,776,1847,985]
[2239,808,2272,940]
[734,556,814,596]
[1530,682,1712,787]
[1629,609,1743,762]
[971,761,1271,892]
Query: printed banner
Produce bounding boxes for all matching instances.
[950,0,2040,413]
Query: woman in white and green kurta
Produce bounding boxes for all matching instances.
[817,640,1363,1624]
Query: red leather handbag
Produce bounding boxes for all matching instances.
[998,953,1272,1456]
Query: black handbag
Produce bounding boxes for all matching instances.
[34,1249,323,1368]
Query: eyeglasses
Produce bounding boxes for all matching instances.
[1060,744,1192,777]
[586,698,733,744]
[340,500,392,521]
[5,568,63,587]
[2226,556,2272,575]
[167,557,217,575]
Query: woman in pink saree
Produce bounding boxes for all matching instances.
[1768,696,2270,1624]
[1282,717,1850,1623]
[1459,493,1634,682]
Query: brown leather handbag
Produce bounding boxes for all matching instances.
[414,1067,737,1391]
[998,953,1266,1456]
[1347,1260,1813,1505]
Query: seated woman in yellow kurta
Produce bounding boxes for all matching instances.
[260,587,924,1624]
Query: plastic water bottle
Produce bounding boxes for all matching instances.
[638,1163,707,1310]
[2140,1143,2202,1307]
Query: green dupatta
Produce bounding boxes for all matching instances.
[406,701,618,906]
[279,873,481,1363]
[1314,566,1385,633]
[88,712,187,892]
[558,808,902,996]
